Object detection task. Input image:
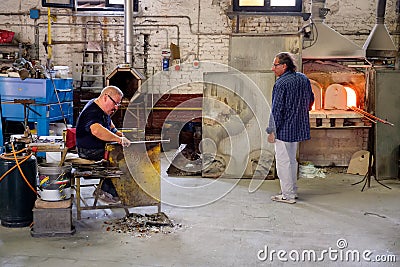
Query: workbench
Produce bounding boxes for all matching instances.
[0,77,73,146]
[72,141,163,220]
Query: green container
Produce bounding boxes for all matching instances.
[0,155,37,227]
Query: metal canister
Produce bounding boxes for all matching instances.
[37,163,72,201]
[162,57,169,71]
[0,155,37,227]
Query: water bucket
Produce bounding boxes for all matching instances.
[38,163,72,201]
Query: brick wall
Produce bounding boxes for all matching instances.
[299,128,369,166]
[0,0,398,92]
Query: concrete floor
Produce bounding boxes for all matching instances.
[1,153,399,267]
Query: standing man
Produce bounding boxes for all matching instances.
[267,52,314,204]
[76,85,131,203]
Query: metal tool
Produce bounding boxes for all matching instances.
[350,105,392,191]
[348,106,394,126]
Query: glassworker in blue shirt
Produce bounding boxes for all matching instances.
[76,85,131,203]
[267,52,314,204]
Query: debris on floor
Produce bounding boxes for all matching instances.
[166,144,203,176]
[299,162,326,179]
[103,212,181,238]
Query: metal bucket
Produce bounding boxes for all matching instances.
[38,163,72,201]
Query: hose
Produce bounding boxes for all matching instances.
[0,143,38,195]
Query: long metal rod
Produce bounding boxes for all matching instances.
[110,140,170,145]
[348,106,394,126]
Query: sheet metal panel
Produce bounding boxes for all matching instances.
[107,142,161,208]
[229,34,301,72]
[375,70,400,179]
[202,71,275,178]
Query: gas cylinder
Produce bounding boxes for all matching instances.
[0,154,37,227]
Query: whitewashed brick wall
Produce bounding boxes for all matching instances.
[0,0,398,94]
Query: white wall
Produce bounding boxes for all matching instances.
[0,0,398,93]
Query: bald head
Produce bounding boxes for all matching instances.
[100,86,123,98]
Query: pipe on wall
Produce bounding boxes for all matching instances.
[35,22,179,46]
[376,0,387,24]
[124,0,133,65]
[34,22,177,72]
[0,10,229,36]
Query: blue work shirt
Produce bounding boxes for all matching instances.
[76,99,112,150]
[267,71,314,142]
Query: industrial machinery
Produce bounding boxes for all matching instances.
[0,77,73,146]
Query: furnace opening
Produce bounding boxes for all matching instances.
[344,87,357,108]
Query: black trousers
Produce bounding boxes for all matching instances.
[77,147,118,197]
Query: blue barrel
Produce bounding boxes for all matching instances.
[0,155,37,227]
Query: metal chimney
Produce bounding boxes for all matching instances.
[362,0,397,58]
[303,0,365,59]
[124,0,133,65]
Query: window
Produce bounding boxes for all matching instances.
[42,0,74,8]
[233,0,303,12]
[106,0,124,8]
[239,0,264,6]
[42,0,139,11]
[76,0,138,11]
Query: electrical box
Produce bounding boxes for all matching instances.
[30,9,40,19]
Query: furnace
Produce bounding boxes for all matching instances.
[300,60,370,166]
[299,0,398,169]
[106,65,145,129]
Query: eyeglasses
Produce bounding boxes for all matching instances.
[272,63,282,67]
[106,94,121,107]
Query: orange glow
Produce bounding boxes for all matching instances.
[344,87,357,108]
[239,0,263,6]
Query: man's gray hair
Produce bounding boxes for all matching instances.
[100,85,123,97]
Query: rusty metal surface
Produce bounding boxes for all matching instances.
[106,142,160,207]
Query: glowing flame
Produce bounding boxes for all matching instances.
[344,87,357,108]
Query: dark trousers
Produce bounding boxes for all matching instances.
[77,147,118,197]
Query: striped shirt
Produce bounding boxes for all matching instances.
[267,71,314,142]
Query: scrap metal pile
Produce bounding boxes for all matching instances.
[104,212,181,237]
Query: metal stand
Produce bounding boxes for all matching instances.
[352,123,391,191]
[14,99,40,142]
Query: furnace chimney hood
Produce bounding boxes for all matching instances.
[302,0,365,59]
[362,0,397,59]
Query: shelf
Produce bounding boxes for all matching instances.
[0,43,19,47]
